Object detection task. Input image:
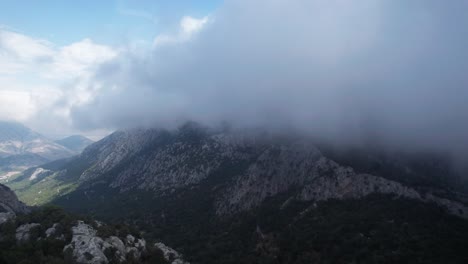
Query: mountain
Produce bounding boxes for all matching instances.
[6,123,468,263]
[0,121,75,180]
[55,135,94,153]
[0,121,74,160]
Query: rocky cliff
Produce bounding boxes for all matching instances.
[0,183,29,225]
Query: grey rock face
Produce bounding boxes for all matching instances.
[109,131,256,192]
[45,223,63,239]
[155,242,189,264]
[16,223,40,243]
[64,221,148,264]
[0,184,29,217]
[0,212,15,225]
[79,129,164,182]
[298,157,421,201]
[64,221,109,264]
[217,149,468,219]
[217,142,322,214]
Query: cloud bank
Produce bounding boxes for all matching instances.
[2,0,468,161]
[67,0,468,158]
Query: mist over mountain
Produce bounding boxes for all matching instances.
[2,1,468,263]
[63,0,468,169]
[54,135,94,153]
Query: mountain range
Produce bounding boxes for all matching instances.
[0,121,93,181]
[3,122,468,263]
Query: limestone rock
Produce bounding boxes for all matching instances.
[155,242,189,264]
[63,221,109,264]
[16,223,40,243]
[0,184,29,216]
[0,212,14,225]
[64,221,148,264]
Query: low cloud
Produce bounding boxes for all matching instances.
[3,0,468,162]
[69,0,468,161]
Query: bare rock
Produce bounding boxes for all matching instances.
[16,223,40,243]
[155,242,190,264]
[64,221,148,264]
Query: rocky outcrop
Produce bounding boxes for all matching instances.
[15,223,40,244]
[45,223,65,240]
[0,184,29,225]
[64,221,113,264]
[64,221,148,264]
[155,242,189,264]
[216,142,322,214]
[0,212,15,225]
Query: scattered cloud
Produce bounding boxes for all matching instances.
[154,16,209,46]
[49,38,116,78]
[116,0,158,24]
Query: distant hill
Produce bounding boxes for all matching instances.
[54,135,94,153]
[0,121,76,179]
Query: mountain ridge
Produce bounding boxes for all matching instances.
[4,124,468,263]
[0,121,91,181]
[54,135,94,153]
[7,125,468,216]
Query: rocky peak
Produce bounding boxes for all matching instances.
[0,184,29,218]
[55,135,94,153]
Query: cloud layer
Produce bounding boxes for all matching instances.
[2,0,468,161]
[68,0,468,157]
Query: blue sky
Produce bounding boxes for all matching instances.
[0,0,221,45]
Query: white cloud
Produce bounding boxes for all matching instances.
[0,90,33,121]
[0,30,54,61]
[0,28,116,136]
[48,38,117,78]
[180,16,209,35]
[154,16,209,46]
